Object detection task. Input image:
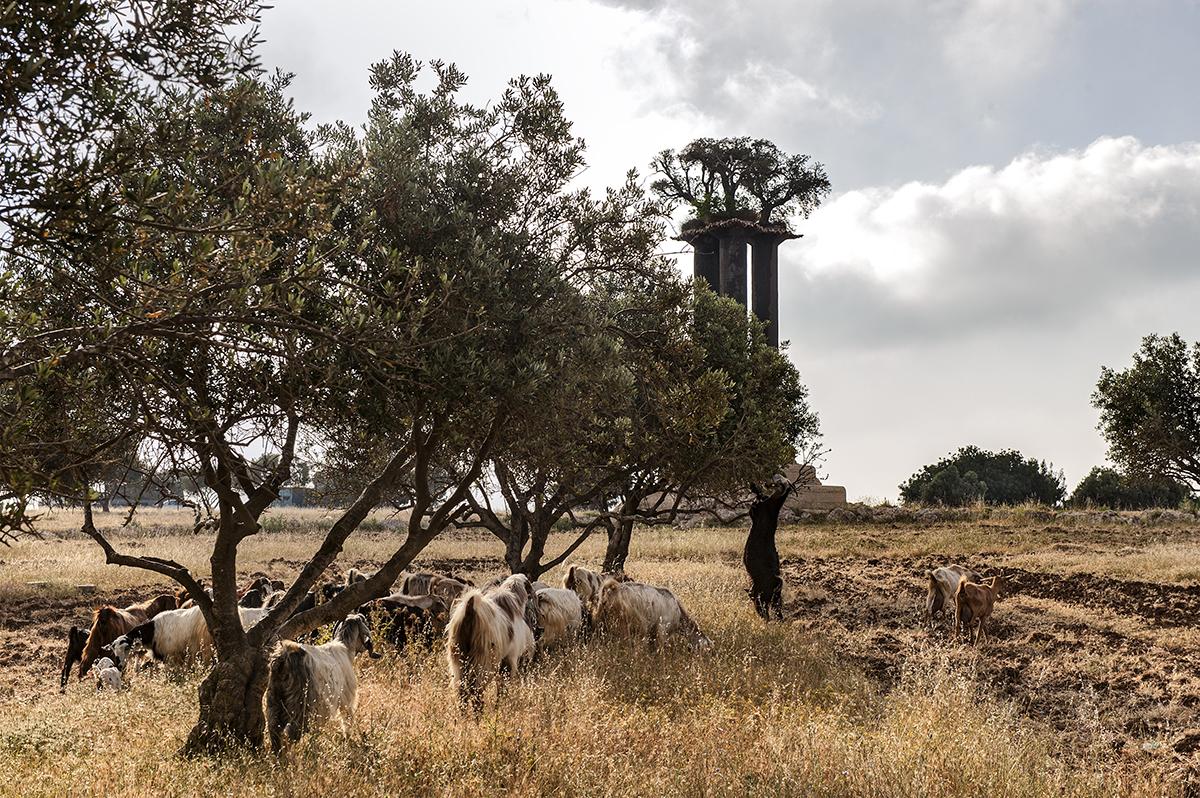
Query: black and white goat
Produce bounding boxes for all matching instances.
[109,605,269,667]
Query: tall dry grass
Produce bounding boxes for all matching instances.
[0,507,1194,795]
[0,556,1178,797]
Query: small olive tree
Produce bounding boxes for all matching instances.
[1094,333,1200,491]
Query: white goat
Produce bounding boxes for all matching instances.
[534,587,584,649]
[266,614,379,751]
[446,574,536,713]
[91,656,123,691]
[594,578,711,652]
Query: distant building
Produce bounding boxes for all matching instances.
[274,486,310,508]
[784,464,847,510]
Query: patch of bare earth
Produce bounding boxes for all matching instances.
[782,554,1200,784]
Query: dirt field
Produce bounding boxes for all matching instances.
[1,506,1198,795]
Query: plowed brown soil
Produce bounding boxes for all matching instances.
[782,554,1200,778]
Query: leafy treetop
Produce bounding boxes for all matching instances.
[1094,333,1200,491]
[651,137,830,229]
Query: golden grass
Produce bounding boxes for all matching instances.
[0,561,1173,797]
[0,508,1193,796]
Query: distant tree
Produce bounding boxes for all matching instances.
[900,446,1065,506]
[921,465,987,507]
[1069,467,1191,510]
[651,137,830,227]
[1094,333,1200,491]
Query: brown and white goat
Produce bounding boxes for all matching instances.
[925,565,983,630]
[402,572,472,604]
[562,564,605,612]
[61,592,178,689]
[594,578,711,652]
[954,575,1004,644]
[446,574,536,713]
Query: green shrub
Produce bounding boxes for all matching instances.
[900,446,1064,507]
[1069,467,1191,509]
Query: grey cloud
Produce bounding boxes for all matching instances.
[768,136,1200,497]
[594,0,1200,188]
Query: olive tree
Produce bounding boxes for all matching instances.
[1094,333,1200,490]
[1,52,663,752]
[0,0,264,534]
[596,284,821,573]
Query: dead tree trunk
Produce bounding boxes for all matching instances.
[744,482,791,620]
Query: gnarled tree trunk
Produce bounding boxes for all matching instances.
[183,646,269,755]
[602,517,633,574]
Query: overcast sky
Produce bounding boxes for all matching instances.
[260,1,1200,501]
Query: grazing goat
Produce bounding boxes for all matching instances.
[594,578,711,652]
[266,614,379,752]
[533,587,584,649]
[238,576,286,609]
[110,605,269,667]
[954,575,1004,644]
[361,593,450,650]
[61,592,178,688]
[446,574,537,712]
[401,572,472,604]
[91,656,123,691]
[744,477,792,621]
[925,565,983,630]
[563,564,605,610]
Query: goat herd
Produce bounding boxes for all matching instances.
[56,560,1003,751]
[59,565,711,750]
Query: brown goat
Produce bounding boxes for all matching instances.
[62,592,178,688]
[954,575,1003,644]
[925,565,983,630]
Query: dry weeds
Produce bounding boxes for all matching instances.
[0,507,1194,796]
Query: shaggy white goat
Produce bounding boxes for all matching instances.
[446,574,536,712]
[594,579,711,652]
[266,613,379,751]
[533,587,583,649]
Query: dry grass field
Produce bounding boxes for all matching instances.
[1,505,1198,796]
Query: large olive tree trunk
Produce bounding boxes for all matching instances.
[184,647,269,754]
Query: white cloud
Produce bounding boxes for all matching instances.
[792,136,1200,335]
[778,137,1200,498]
